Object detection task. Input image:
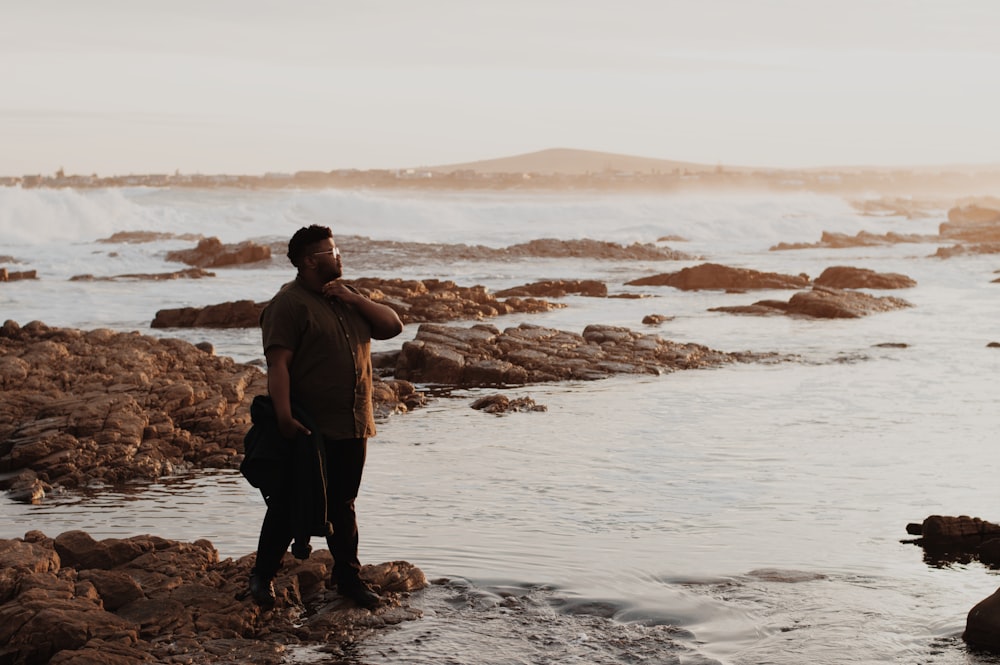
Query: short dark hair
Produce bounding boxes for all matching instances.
[287,225,332,267]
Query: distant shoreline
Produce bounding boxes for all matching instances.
[5,165,1000,198]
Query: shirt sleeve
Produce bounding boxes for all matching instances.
[260,293,301,354]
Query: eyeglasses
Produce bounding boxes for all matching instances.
[312,247,340,258]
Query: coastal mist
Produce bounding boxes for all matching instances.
[2,186,1000,664]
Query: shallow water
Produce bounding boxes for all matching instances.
[2,186,1000,663]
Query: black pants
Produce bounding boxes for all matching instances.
[253,437,367,584]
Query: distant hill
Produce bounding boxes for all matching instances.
[418,148,719,175]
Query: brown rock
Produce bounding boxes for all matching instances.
[165,237,271,268]
[770,230,934,251]
[814,266,916,289]
[0,320,423,500]
[151,299,265,328]
[70,268,215,282]
[0,321,268,499]
[712,286,912,319]
[916,515,1000,544]
[395,322,769,386]
[1,268,39,282]
[626,263,810,290]
[785,286,912,318]
[147,277,569,330]
[470,394,547,414]
[351,277,565,324]
[494,279,608,298]
[0,531,427,665]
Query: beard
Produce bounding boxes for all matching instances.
[322,260,343,282]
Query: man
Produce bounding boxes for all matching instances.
[249,224,404,610]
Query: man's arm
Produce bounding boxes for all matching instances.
[264,345,312,439]
[323,281,404,340]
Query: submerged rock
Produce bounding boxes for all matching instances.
[0,530,426,665]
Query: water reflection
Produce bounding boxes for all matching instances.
[2,470,261,559]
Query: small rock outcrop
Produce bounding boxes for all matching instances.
[770,230,933,251]
[71,268,216,282]
[0,530,426,665]
[166,237,271,268]
[351,277,563,324]
[393,322,769,386]
[494,279,608,298]
[1,268,38,282]
[710,286,912,319]
[470,394,547,414]
[152,300,264,328]
[626,263,810,291]
[813,266,916,289]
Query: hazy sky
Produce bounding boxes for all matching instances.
[3,0,999,175]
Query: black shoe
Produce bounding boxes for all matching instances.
[249,573,276,608]
[338,578,380,610]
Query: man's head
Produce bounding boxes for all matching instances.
[288,225,342,281]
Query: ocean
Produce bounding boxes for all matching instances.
[1,185,999,664]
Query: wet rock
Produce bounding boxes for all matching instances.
[850,196,940,219]
[904,515,1000,571]
[626,263,810,291]
[151,300,264,328]
[934,242,1000,258]
[772,201,1000,256]
[770,230,933,251]
[1,268,38,282]
[394,322,768,386]
[166,237,271,268]
[271,235,692,271]
[494,279,608,298]
[642,314,673,325]
[944,204,1000,233]
[98,231,203,244]
[907,515,1000,544]
[70,268,215,282]
[710,286,912,319]
[813,266,916,289]
[0,531,426,665]
[470,394,547,414]
[0,321,420,501]
[148,277,567,330]
[351,277,564,324]
[505,238,690,260]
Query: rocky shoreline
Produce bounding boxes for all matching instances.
[0,529,427,665]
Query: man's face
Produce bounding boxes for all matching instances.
[309,237,343,281]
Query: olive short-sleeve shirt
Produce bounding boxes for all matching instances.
[260,278,376,439]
